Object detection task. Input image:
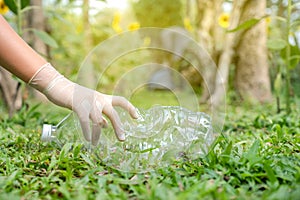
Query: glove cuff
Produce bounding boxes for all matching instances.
[28,63,74,109]
[28,63,62,93]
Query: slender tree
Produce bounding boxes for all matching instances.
[23,0,50,102]
[210,0,247,106]
[77,0,96,88]
[24,0,48,57]
[210,0,272,105]
[234,0,272,103]
[196,0,223,103]
[0,68,22,117]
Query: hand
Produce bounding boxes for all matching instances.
[72,85,138,145]
[29,63,138,145]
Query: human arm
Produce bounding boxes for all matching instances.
[0,15,138,145]
[0,15,45,81]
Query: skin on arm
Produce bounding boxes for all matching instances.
[0,15,138,144]
[0,15,46,82]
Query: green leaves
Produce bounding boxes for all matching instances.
[272,124,284,140]
[4,0,30,15]
[243,140,262,166]
[267,40,300,69]
[220,141,233,163]
[263,161,278,184]
[267,39,287,50]
[1,102,300,199]
[3,0,58,49]
[274,73,283,97]
[227,17,263,33]
[31,30,59,48]
[281,44,300,69]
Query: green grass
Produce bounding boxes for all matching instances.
[0,96,300,200]
[120,88,202,111]
[129,89,180,109]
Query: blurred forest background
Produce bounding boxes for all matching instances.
[0,0,300,115]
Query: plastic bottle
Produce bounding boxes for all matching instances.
[95,106,214,173]
[41,112,85,148]
[42,106,214,173]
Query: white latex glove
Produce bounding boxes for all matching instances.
[29,63,138,145]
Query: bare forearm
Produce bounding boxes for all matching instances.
[0,15,46,82]
[0,16,138,145]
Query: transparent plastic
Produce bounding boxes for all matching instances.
[41,112,84,148]
[42,106,214,173]
[95,106,213,172]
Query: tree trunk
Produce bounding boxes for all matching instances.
[0,0,51,116]
[77,0,96,88]
[24,0,49,57]
[0,68,22,117]
[0,0,50,115]
[210,0,247,106]
[234,0,272,103]
[23,0,49,102]
[196,0,223,103]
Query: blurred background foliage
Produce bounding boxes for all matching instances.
[0,0,300,113]
[131,0,183,28]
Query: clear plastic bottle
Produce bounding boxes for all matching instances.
[41,112,85,148]
[95,106,214,173]
[42,106,214,173]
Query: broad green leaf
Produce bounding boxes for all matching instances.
[4,0,17,14]
[21,5,40,14]
[48,154,58,171]
[267,39,287,50]
[4,0,30,15]
[272,123,283,140]
[274,73,283,96]
[73,143,83,158]
[220,141,232,162]
[32,30,58,48]
[263,162,278,184]
[227,18,260,33]
[280,44,300,69]
[59,142,73,160]
[288,55,300,69]
[20,0,30,9]
[7,170,21,183]
[243,140,261,165]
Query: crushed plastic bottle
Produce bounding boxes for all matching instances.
[95,106,214,173]
[42,106,214,173]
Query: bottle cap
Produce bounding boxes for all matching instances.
[41,124,54,142]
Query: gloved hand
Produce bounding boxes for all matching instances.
[29,63,138,145]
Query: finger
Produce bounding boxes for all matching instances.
[90,100,108,128]
[74,99,92,142]
[102,105,125,141]
[78,117,91,142]
[89,100,105,145]
[91,123,101,146]
[90,100,103,123]
[112,96,139,119]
